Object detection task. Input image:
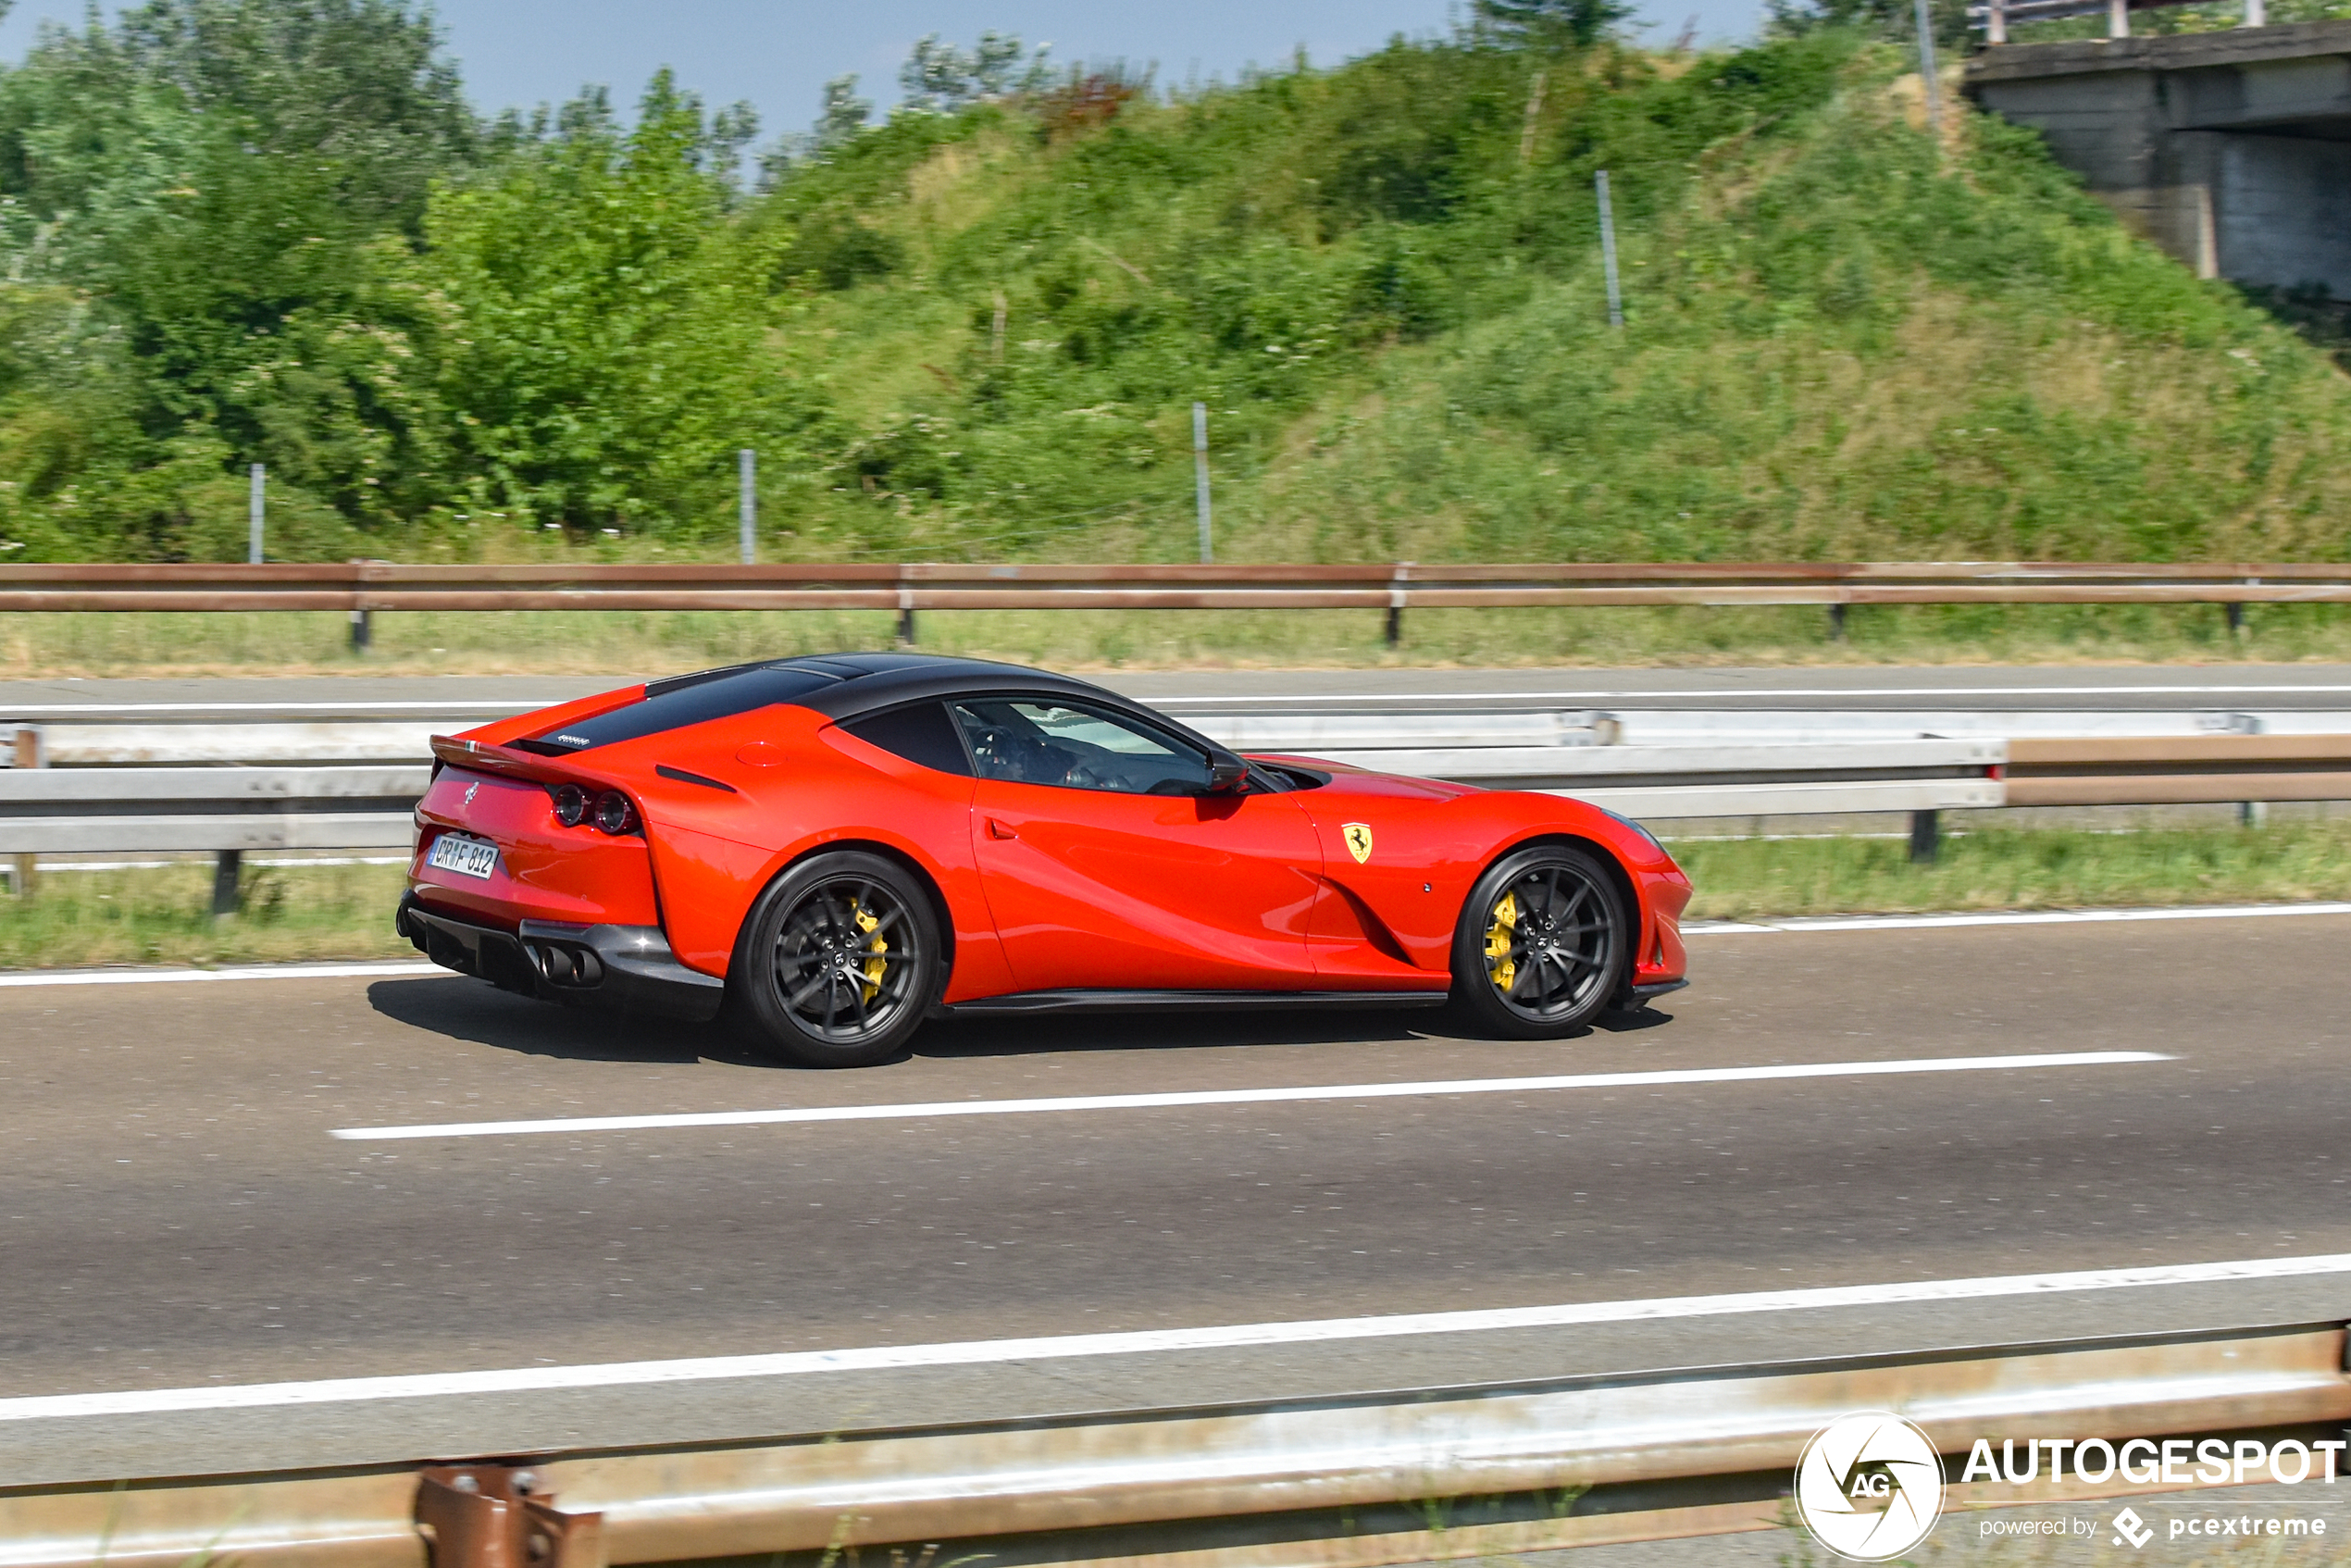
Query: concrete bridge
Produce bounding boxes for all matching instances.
[1965,20,2351,295]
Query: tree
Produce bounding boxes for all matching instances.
[897,31,1049,114]
[420,70,767,532]
[0,0,475,540]
[1474,0,1634,46]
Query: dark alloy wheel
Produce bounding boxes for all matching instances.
[729,851,941,1067]
[1447,844,1631,1039]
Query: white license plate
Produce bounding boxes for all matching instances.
[427,834,501,880]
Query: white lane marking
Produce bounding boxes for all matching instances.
[1144,684,2351,704]
[0,961,439,989]
[333,1051,2162,1141]
[5,1250,2344,1423]
[1686,902,2351,936]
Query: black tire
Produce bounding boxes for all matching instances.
[1447,843,1631,1039]
[728,851,941,1067]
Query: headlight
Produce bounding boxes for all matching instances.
[592,790,639,835]
[552,783,589,827]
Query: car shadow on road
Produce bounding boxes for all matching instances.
[367,976,1678,1069]
[365,977,758,1066]
[914,1008,1448,1061]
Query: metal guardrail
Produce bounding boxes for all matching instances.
[0,729,2002,861]
[0,561,2343,646]
[2009,734,2351,806]
[3,1322,2344,1567]
[9,726,2351,870]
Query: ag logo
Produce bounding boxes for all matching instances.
[1794,1411,1944,1561]
[1341,823,1374,864]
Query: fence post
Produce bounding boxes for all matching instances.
[2245,0,2266,24]
[739,449,757,566]
[8,725,37,898]
[1596,171,1624,330]
[1909,809,1941,865]
[1192,403,1213,564]
[2108,0,2130,38]
[1913,0,1942,149]
[1989,0,2009,43]
[248,464,265,565]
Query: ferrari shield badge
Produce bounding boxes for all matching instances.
[1342,823,1375,864]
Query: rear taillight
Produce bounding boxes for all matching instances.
[592,790,639,835]
[552,783,589,827]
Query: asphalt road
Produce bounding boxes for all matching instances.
[11,662,2351,713]
[6,910,2351,1485]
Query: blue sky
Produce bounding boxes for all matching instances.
[0,0,1771,142]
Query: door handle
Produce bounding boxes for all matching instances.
[986,817,1017,840]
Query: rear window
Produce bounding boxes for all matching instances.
[524,665,842,753]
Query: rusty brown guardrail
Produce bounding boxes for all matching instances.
[3,1322,2348,1568]
[2007,735,2351,807]
[2,561,2346,648]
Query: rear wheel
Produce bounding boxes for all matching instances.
[1448,844,1630,1039]
[729,852,940,1067]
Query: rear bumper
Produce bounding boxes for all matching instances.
[398,892,725,1023]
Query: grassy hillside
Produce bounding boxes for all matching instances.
[708,33,2351,570]
[3,12,2348,585]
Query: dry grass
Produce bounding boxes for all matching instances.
[4,602,2349,679]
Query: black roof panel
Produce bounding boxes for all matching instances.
[525,653,1228,758]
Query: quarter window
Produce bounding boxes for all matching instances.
[839,703,972,776]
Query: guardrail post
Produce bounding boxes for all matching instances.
[1828,603,1847,642]
[350,609,372,653]
[897,567,917,646]
[1386,563,1412,647]
[8,724,36,897]
[211,850,242,919]
[1909,809,1940,865]
[417,1465,604,1568]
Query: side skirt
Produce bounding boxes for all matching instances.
[943,989,1451,1017]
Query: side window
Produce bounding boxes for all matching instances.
[950,698,1215,796]
[839,703,972,776]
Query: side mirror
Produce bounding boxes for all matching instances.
[1204,757,1249,794]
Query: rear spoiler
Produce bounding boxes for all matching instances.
[430,735,622,788]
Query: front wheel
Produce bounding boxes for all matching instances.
[728,851,941,1067]
[1447,844,1631,1039]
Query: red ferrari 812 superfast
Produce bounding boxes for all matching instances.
[399,654,1691,1066]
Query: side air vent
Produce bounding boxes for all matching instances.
[656,765,739,793]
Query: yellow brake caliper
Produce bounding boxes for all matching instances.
[854,904,887,1001]
[1484,890,1518,992]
